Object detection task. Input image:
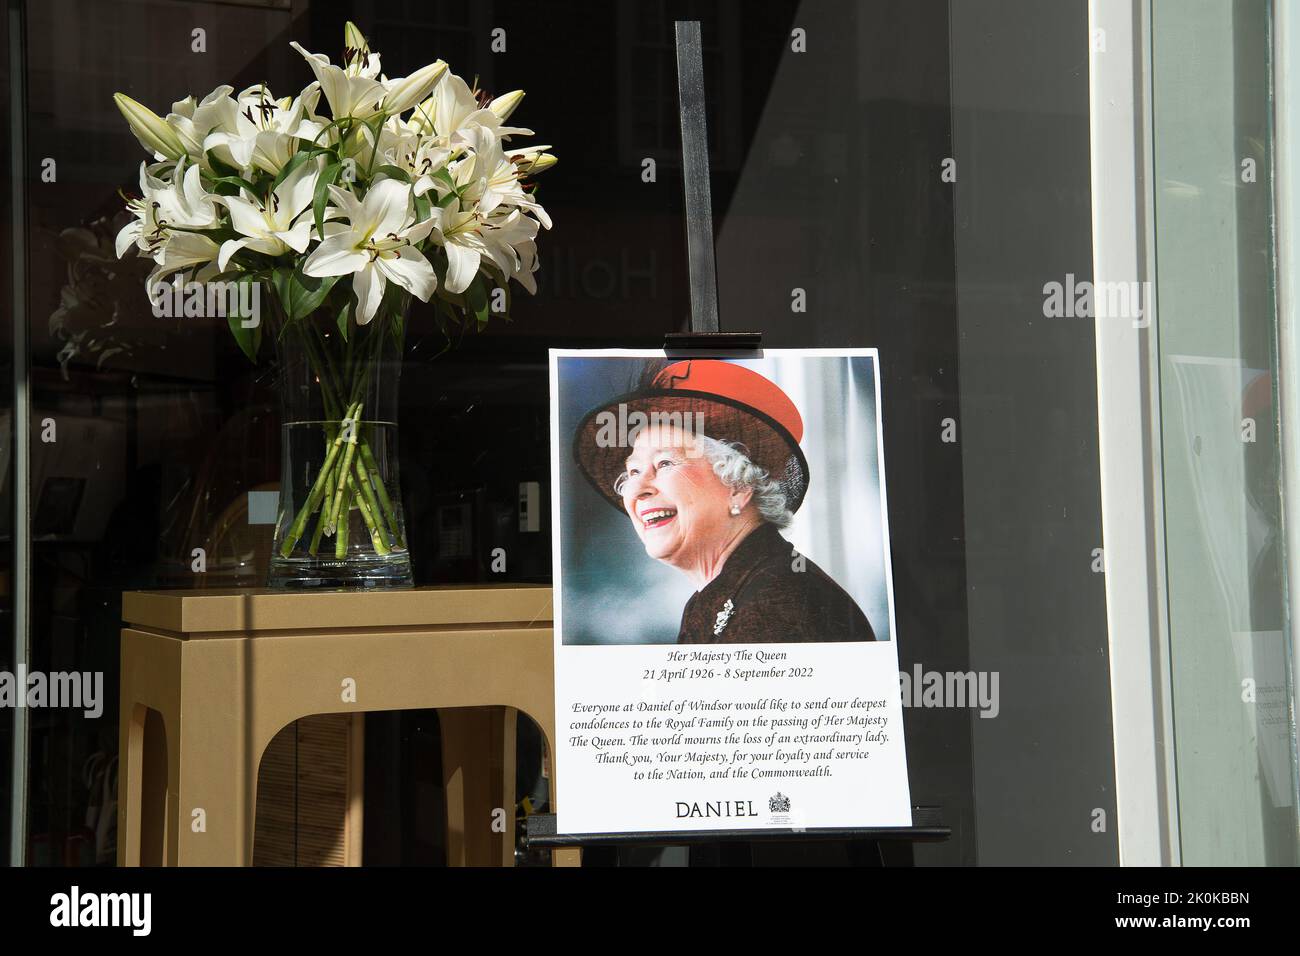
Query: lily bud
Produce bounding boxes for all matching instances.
[114,93,185,161]
[409,95,437,132]
[344,21,369,57]
[525,152,557,174]
[384,60,448,114]
[488,90,525,122]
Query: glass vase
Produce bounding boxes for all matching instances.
[268,295,413,589]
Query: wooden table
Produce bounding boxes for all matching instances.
[117,585,579,867]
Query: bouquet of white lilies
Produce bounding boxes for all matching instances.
[112,22,555,582]
[114,20,553,343]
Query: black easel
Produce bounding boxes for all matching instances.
[526,21,949,866]
[662,20,761,356]
[524,807,951,860]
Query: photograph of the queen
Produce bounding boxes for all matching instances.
[552,350,896,646]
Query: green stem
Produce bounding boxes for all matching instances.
[347,325,383,405]
[358,438,404,549]
[300,323,343,457]
[334,494,350,559]
[307,497,329,556]
[352,326,404,547]
[278,401,358,557]
[347,471,389,555]
[310,344,341,441]
[351,455,388,549]
[333,354,400,550]
[311,323,345,406]
[343,323,355,396]
[327,401,363,534]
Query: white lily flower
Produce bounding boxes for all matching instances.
[164,160,223,229]
[115,163,169,259]
[291,41,387,121]
[372,118,452,196]
[457,126,552,228]
[147,231,222,284]
[216,156,323,269]
[408,73,532,145]
[116,159,220,260]
[166,86,235,164]
[408,74,468,137]
[425,197,496,295]
[202,84,325,175]
[302,180,437,323]
[247,86,325,173]
[480,208,541,293]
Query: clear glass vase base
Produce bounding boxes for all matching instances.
[267,552,414,590]
[267,300,413,591]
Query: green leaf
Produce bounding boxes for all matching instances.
[366,111,388,135]
[208,268,266,286]
[413,191,432,223]
[371,164,412,184]
[164,223,240,241]
[430,168,461,208]
[227,275,263,363]
[207,174,259,197]
[271,266,340,322]
[465,274,490,329]
[336,299,351,341]
[314,161,343,238]
[268,148,317,195]
[310,116,350,149]
[205,149,241,179]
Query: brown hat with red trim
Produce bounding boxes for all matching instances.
[573,359,810,513]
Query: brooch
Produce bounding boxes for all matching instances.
[713,599,735,636]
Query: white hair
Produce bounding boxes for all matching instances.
[614,434,792,528]
[700,436,793,528]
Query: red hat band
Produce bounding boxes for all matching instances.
[654,361,804,444]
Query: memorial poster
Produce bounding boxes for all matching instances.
[550,348,911,833]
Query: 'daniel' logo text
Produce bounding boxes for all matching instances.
[675,800,756,819]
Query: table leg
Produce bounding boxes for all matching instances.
[169,638,260,866]
[439,707,515,866]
